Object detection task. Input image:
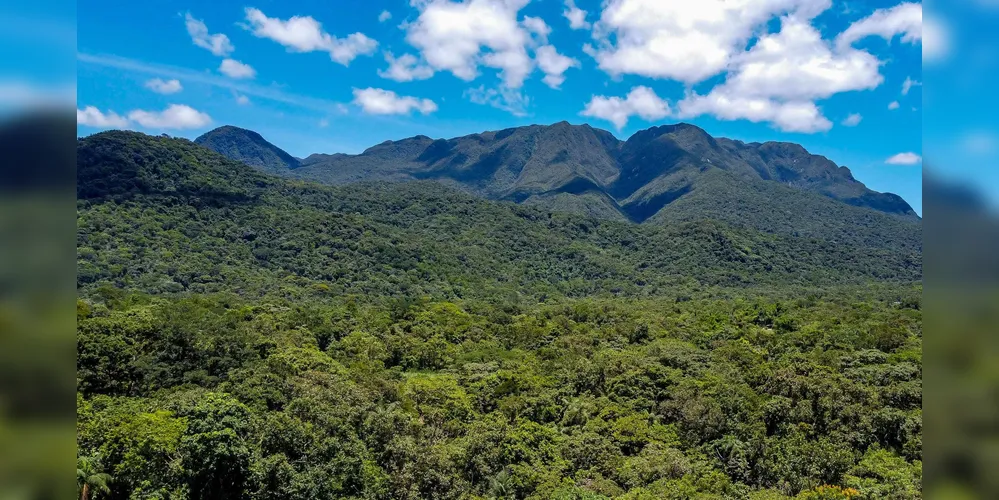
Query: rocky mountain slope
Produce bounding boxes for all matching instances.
[194,122,920,249]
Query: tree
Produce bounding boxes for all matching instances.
[77,455,111,500]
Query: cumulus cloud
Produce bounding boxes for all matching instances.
[841,113,862,126]
[901,76,921,95]
[885,152,922,165]
[721,16,882,102]
[678,91,832,133]
[244,8,378,65]
[145,78,183,94]
[589,0,827,84]
[379,52,435,82]
[352,87,437,115]
[185,13,234,56]
[379,10,392,22]
[672,13,876,133]
[580,86,671,130]
[535,45,579,89]
[563,0,590,30]
[581,0,917,133]
[836,2,922,49]
[465,85,530,116]
[236,94,250,105]
[77,106,130,128]
[521,16,551,43]
[889,100,900,110]
[404,0,534,89]
[219,59,257,79]
[128,104,212,129]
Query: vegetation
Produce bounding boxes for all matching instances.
[77,288,921,499]
[77,132,920,302]
[77,131,922,499]
[269,121,919,222]
[194,125,301,174]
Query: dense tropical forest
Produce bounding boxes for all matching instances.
[77,131,922,499]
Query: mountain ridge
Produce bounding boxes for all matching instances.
[196,121,916,220]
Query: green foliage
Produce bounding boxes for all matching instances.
[77,455,113,500]
[77,131,920,303]
[194,125,300,174]
[77,291,922,499]
[76,131,922,499]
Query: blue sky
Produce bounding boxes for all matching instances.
[72,0,923,213]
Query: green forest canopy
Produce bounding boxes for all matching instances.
[76,131,922,499]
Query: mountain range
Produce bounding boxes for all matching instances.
[194,121,920,252]
[77,130,921,298]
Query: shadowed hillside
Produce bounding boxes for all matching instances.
[194,125,301,174]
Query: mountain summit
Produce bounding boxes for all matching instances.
[196,122,918,242]
[194,125,300,174]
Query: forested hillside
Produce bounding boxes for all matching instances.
[77,130,922,499]
[193,125,301,174]
[77,131,920,301]
[197,123,920,237]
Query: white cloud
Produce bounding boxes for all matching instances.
[145,78,182,94]
[319,118,329,127]
[185,13,234,56]
[721,16,882,102]
[671,14,874,133]
[352,87,438,115]
[522,16,551,43]
[563,0,590,30]
[244,8,378,65]
[885,152,922,165]
[535,45,579,89]
[580,86,670,130]
[842,113,862,126]
[379,52,435,82]
[219,59,257,79]
[836,2,922,49]
[589,0,827,83]
[77,106,130,128]
[128,104,212,129]
[466,85,530,116]
[678,91,832,133]
[888,100,900,110]
[583,0,894,131]
[901,76,921,95]
[379,10,392,22]
[236,94,250,105]
[922,15,950,63]
[404,0,534,89]
[79,103,210,130]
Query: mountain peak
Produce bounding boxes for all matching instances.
[195,125,300,174]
